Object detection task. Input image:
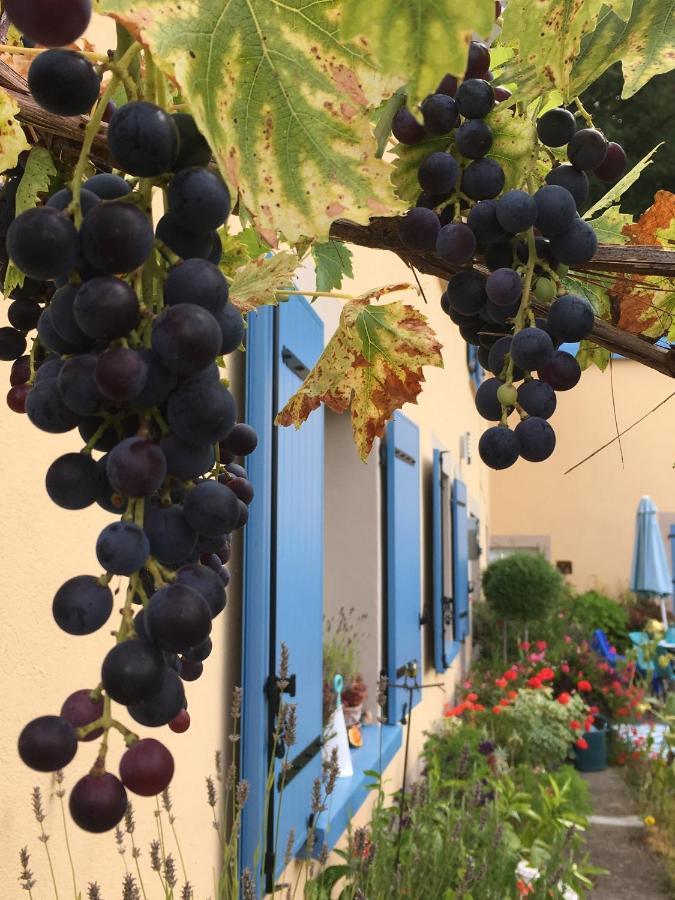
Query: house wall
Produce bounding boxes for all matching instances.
[489,359,675,596]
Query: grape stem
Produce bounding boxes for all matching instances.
[0,43,109,62]
[502,223,537,408]
[573,96,594,128]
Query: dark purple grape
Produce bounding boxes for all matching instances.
[81,202,154,274]
[170,113,212,171]
[168,167,231,234]
[83,173,132,200]
[0,326,27,360]
[549,218,597,264]
[70,773,128,833]
[95,348,148,403]
[547,293,594,340]
[465,42,490,78]
[478,426,519,469]
[146,583,212,652]
[183,480,240,537]
[487,336,524,380]
[26,377,81,433]
[533,184,577,237]
[74,277,140,340]
[216,302,245,355]
[10,356,30,385]
[567,128,608,170]
[7,207,79,280]
[60,690,104,742]
[8,298,41,333]
[467,201,508,245]
[485,241,514,271]
[144,503,197,565]
[510,327,554,371]
[594,142,627,182]
[515,416,556,462]
[47,188,100,216]
[102,639,165,705]
[227,476,254,506]
[166,375,236,447]
[455,119,493,159]
[420,94,459,135]
[538,350,581,390]
[446,270,487,316]
[46,452,98,510]
[119,739,174,796]
[455,79,494,118]
[461,158,505,200]
[392,107,426,144]
[18,715,78,772]
[495,190,538,233]
[180,659,203,681]
[517,380,557,419]
[106,437,167,498]
[151,304,221,376]
[486,267,522,307]
[436,74,458,96]
[164,259,229,315]
[418,152,459,194]
[398,208,440,250]
[108,101,179,177]
[96,522,150,576]
[475,377,510,421]
[436,222,476,264]
[545,165,589,208]
[222,422,258,457]
[156,213,215,260]
[169,708,190,733]
[128,668,185,728]
[484,298,519,324]
[160,434,215,480]
[494,86,512,102]
[184,636,212,662]
[5,0,91,47]
[28,49,100,116]
[536,108,576,147]
[176,562,226,618]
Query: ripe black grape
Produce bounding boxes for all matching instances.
[57,355,101,416]
[164,259,229,316]
[398,208,441,250]
[53,574,114,636]
[538,350,581,390]
[510,327,554,371]
[0,326,27,360]
[119,739,174,796]
[144,503,197,566]
[180,659,203,681]
[436,223,476,264]
[26,377,81,433]
[485,241,514,271]
[49,285,93,350]
[184,636,213,662]
[222,422,258,457]
[485,298,519,324]
[167,375,237,447]
[475,377,509,421]
[146,583,212,652]
[517,379,557,419]
[567,128,608,170]
[69,773,128,833]
[47,188,100,216]
[533,184,577,237]
[5,0,92,47]
[8,299,42,333]
[418,152,459,194]
[455,79,494,118]
[95,348,148,403]
[547,293,594,341]
[10,356,31,385]
[478,425,519,469]
[549,217,597,264]
[18,715,78,773]
[74,277,140,340]
[495,190,537,233]
[160,434,215,480]
[420,94,459,135]
[102,639,166,705]
[467,200,507,244]
[461,158,505,200]
[436,74,458,96]
[61,690,103,741]
[545,165,589,209]
[37,307,80,355]
[106,437,167,498]
[446,270,487,316]
[155,213,215,260]
[536,108,576,147]
[486,267,522,307]
[228,476,254,505]
[171,113,212,171]
[151,303,222,376]
[108,101,179,176]
[96,522,150,576]
[46,452,98,510]
[594,142,627,182]
[7,207,79,280]
[515,416,556,462]
[183,480,240,537]
[392,107,426,144]
[217,303,245,355]
[168,167,231,234]
[465,42,490,78]
[28,50,100,117]
[455,119,493,159]
[84,173,132,200]
[176,562,226,618]
[81,202,154,274]
[128,667,185,728]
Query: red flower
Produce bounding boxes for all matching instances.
[492,705,502,714]
[504,669,517,681]
[576,738,589,750]
[495,677,508,688]
[527,677,543,689]
[473,703,485,712]
[508,690,518,700]
[536,640,547,650]
[631,750,641,761]
[467,692,478,702]
[538,667,555,681]
[577,680,592,692]
[516,880,533,896]
[499,697,511,707]
[519,641,531,650]
[570,720,581,730]
[557,692,572,705]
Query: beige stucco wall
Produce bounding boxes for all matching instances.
[489,359,675,596]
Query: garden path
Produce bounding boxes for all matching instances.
[582,768,671,898]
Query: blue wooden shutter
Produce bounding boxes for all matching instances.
[670,525,675,614]
[241,296,324,886]
[432,449,456,672]
[386,412,421,722]
[452,478,470,642]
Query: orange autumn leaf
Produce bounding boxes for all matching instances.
[275,285,443,460]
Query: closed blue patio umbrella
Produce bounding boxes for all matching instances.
[630,495,672,626]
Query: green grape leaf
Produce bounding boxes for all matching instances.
[340,0,494,106]
[562,273,611,321]
[571,0,675,99]
[583,143,664,220]
[218,228,271,276]
[97,0,404,245]
[372,87,406,159]
[391,135,451,206]
[275,287,443,460]
[587,206,634,245]
[312,241,354,292]
[15,147,58,215]
[229,250,299,314]
[576,341,611,372]
[499,0,628,104]
[0,88,29,175]
[486,105,538,192]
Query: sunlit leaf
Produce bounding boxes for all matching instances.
[562,273,611,321]
[312,241,354,292]
[340,0,494,106]
[372,87,406,158]
[229,251,299,314]
[583,143,664,220]
[576,340,611,372]
[587,207,634,245]
[391,135,451,206]
[97,0,403,244]
[487,105,538,192]
[0,87,29,175]
[218,228,271,277]
[276,286,443,460]
[15,147,57,216]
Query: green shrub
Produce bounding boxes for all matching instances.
[572,590,629,649]
[483,553,563,623]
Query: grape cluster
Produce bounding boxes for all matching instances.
[394,38,627,470]
[6,1,256,833]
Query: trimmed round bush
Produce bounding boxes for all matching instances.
[482,552,562,622]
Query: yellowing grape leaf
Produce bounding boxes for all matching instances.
[15,147,57,215]
[312,241,354,292]
[391,135,451,206]
[275,287,443,460]
[487,104,538,192]
[612,191,675,338]
[583,143,664,220]
[588,207,634,246]
[218,228,271,277]
[0,87,29,174]
[340,0,494,107]
[571,0,675,99]
[576,341,611,372]
[499,0,627,104]
[96,0,404,244]
[229,251,299,314]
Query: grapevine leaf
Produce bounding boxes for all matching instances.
[583,143,664,220]
[487,105,538,193]
[218,228,271,277]
[15,147,58,216]
[275,287,443,460]
[340,0,494,106]
[373,87,406,158]
[562,273,612,321]
[312,241,354,292]
[576,341,611,372]
[612,190,675,338]
[0,87,29,174]
[571,0,675,100]
[499,0,624,104]
[391,135,451,206]
[96,0,404,244]
[229,251,299,314]
[3,262,24,295]
[587,207,634,245]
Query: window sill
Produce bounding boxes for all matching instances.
[310,723,402,854]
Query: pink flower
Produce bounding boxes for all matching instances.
[529,652,545,663]
[536,640,547,651]
[563,635,572,644]
[561,663,570,673]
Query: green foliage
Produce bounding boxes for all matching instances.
[571,590,630,650]
[312,241,354,293]
[483,553,563,624]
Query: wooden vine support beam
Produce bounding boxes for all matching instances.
[1,59,674,378]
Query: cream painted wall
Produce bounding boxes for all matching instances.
[489,360,675,596]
